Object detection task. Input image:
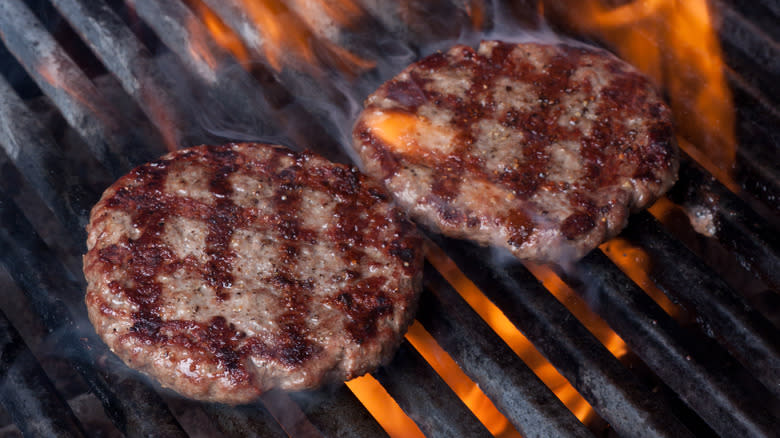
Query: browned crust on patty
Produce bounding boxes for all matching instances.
[83,143,423,404]
[352,40,678,262]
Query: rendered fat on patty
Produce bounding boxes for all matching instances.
[352,40,678,262]
[83,143,423,404]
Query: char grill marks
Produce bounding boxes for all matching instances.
[266,152,319,365]
[353,41,678,261]
[87,144,421,385]
[367,42,670,226]
[0,0,778,435]
[205,146,242,302]
[95,146,257,379]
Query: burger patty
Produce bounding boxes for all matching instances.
[83,143,423,404]
[352,40,678,262]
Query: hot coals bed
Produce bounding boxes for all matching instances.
[0,0,778,437]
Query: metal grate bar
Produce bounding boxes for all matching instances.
[719,0,780,41]
[0,192,188,438]
[50,0,192,149]
[288,385,388,438]
[373,341,493,438]
[571,250,779,437]
[670,156,780,290]
[130,0,238,86]
[728,80,780,218]
[431,234,693,438]
[419,264,595,438]
[199,0,363,146]
[0,309,87,438]
[0,75,96,245]
[622,211,780,398]
[129,0,279,137]
[130,0,343,158]
[715,0,779,104]
[0,1,128,176]
[258,390,323,437]
[202,403,287,438]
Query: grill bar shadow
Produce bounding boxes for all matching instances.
[0,192,188,438]
[567,250,779,437]
[429,234,693,438]
[624,211,780,398]
[373,340,493,438]
[0,75,96,246]
[288,385,388,438]
[419,263,595,438]
[669,155,780,290]
[0,309,87,438]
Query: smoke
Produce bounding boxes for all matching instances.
[175,0,581,164]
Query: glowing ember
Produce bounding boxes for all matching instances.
[524,262,630,360]
[542,0,736,188]
[425,242,596,425]
[405,321,521,437]
[346,375,424,438]
[601,234,686,319]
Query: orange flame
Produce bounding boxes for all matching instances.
[600,236,686,319]
[465,0,488,29]
[239,0,315,72]
[188,0,250,67]
[425,243,597,426]
[188,0,374,75]
[35,62,115,131]
[543,0,736,187]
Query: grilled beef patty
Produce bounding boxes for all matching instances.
[352,40,678,262]
[83,143,423,404]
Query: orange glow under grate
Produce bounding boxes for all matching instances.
[346,375,424,438]
[187,0,373,75]
[405,321,522,438]
[171,0,736,434]
[425,243,598,425]
[543,0,736,189]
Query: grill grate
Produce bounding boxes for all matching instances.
[432,234,700,437]
[0,1,778,437]
[0,309,86,438]
[417,265,592,437]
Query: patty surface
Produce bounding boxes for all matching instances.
[352,40,678,262]
[83,143,422,404]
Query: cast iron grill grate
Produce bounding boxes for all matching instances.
[0,1,777,437]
